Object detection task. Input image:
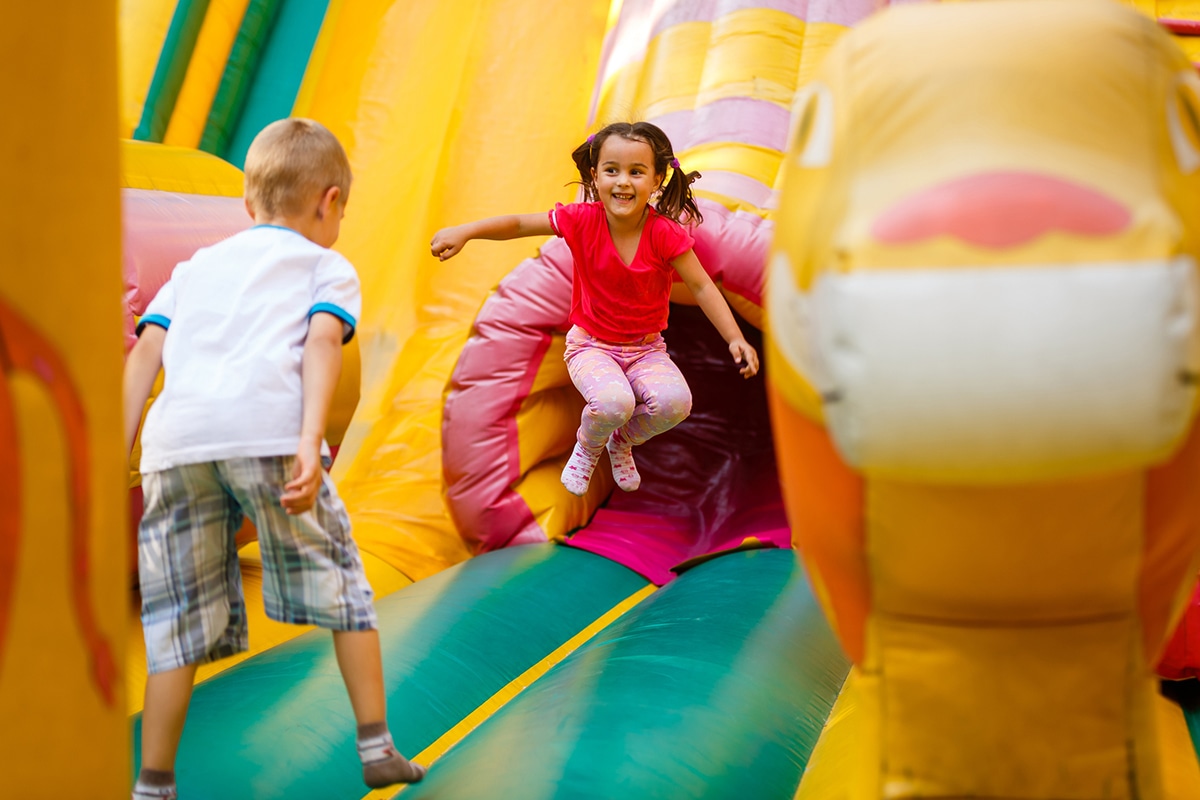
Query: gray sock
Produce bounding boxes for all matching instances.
[357,727,426,788]
[132,769,177,799]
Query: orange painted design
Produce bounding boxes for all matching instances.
[0,359,18,673]
[872,171,1130,249]
[0,299,115,707]
[768,383,868,663]
[1142,418,1200,665]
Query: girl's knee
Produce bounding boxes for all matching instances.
[586,390,635,427]
[657,386,692,424]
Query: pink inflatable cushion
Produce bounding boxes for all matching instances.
[121,189,251,352]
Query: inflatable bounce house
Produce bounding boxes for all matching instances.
[5,0,1200,798]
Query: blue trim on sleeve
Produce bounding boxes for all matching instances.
[309,303,357,344]
[136,314,171,335]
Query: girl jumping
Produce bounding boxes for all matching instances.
[431,121,759,496]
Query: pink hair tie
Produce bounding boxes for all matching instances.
[670,157,680,169]
[587,134,595,144]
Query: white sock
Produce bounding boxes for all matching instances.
[561,442,602,496]
[606,430,640,491]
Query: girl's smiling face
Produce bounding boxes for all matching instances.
[591,136,662,227]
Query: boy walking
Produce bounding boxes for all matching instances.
[123,119,424,799]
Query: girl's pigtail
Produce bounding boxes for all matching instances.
[656,161,703,226]
[570,136,598,202]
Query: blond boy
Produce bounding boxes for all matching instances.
[123,119,424,799]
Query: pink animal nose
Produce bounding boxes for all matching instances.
[872,171,1130,249]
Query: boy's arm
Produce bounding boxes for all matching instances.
[123,325,166,454]
[281,312,344,515]
[431,213,555,261]
[672,249,760,378]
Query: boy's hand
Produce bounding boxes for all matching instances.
[729,338,760,379]
[282,437,322,515]
[430,226,468,261]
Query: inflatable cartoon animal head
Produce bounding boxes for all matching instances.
[770,0,1200,484]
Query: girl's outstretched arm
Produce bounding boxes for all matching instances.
[431,213,554,260]
[672,249,760,378]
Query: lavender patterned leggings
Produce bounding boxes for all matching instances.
[564,325,693,454]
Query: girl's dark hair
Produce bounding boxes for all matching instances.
[570,121,703,226]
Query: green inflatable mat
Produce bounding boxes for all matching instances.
[401,548,850,800]
[131,544,648,799]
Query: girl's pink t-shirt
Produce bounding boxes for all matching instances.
[549,201,694,342]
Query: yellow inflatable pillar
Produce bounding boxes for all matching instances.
[0,4,127,797]
[770,2,1200,797]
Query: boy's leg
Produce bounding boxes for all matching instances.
[227,457,423,787]
[563,336,637,495]
[136,463,248,798]
[139,663,198,770]
[334,629,426,786]
[332,629,385,723]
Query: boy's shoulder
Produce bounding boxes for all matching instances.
[226,224,326,252]
[202,225,353,266]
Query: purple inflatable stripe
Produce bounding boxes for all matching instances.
[693,169,777,209]
[649,0,893,39]
[645,110,694,152]
[595,0,898,119]
[652,98,791,152]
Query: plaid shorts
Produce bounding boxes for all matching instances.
[138,456,378,674]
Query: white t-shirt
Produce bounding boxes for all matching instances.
[137,225,361,473]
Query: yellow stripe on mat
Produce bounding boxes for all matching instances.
[360,583,658,800]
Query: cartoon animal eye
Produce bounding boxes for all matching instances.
[788,82,834,168]
[1167,71,1200,174]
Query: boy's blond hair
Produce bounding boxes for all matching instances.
[244,118,352,216]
